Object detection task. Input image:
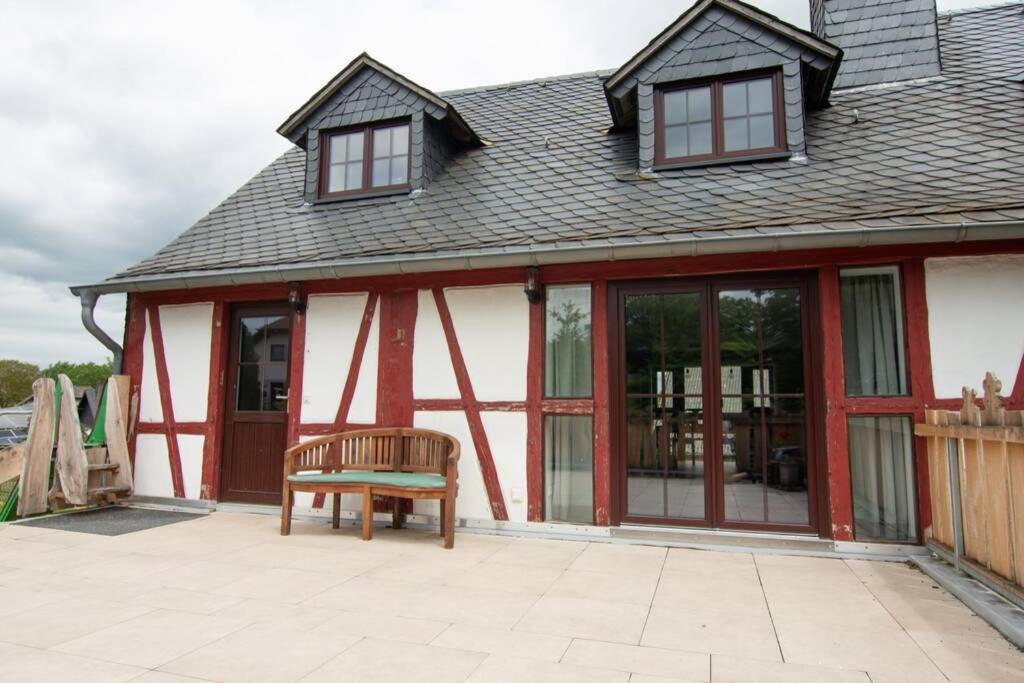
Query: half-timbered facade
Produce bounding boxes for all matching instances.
[73,0,1024,546]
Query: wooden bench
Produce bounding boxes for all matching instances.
[280,427,460,548]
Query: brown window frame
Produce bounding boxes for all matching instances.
[653,69,787,167]
[317,118,412,200]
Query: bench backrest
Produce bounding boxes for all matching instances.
[287,428,457,477]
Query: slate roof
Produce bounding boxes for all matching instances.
[108,2,1024,287]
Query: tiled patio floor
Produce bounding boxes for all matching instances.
[1,511,1022,682]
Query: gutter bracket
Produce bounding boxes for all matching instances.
[78,289,124,374]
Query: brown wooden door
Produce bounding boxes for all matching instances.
[220,304,292,504]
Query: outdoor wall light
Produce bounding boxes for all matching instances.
[288,281,306,315]
[524,266,542,304]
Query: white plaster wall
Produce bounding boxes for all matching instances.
[178,434,205,500]
[444,285,529,401]
[159,303,213,423]
[482,411,528,523]
[413,289,459,399]
[413,410,495,520]
[347,304,379,424]
[139,310,163,423]
[926,255,1024,398]
[134,434,172,497]
[300,293,370,423]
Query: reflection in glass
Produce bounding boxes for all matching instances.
[722,77,776,152]
[545,415,594,524]
[624,292,705,520]
[839,266,908,396]
[663,85,713,158]
[718,288,809,526]
[545,285,592,398]
[235,315,290,412]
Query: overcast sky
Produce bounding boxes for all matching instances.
[0,0,992,367]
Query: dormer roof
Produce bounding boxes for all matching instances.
[276,52,480,147]
[603,0,842,128]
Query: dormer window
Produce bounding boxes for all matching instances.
[654,71,785,167]
[319,120,410,199]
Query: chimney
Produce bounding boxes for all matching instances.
[809,0,942,88]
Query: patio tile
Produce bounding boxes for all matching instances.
[548,568,659,605]
[215,567,351,604]
[562,639,710,680]
[160,622,361,683]
[212,598,339,630]
[444,560,563,595]
[126,587,245,615]
[567,543,667,577]
[300,637,486,683]
[431,623,571,661]
[903,629,1024,682]
[0,596,153,648]
[129,673,210,682]
[514,594,649,644]
[67,552,183,581]
[158,559,266,592]
[641,605,782,661]
[653,570,766,612]
[53,608,250,668]
[231,541,392,576]
[484,538,587,569]
[314,609,450,644]
[0,640,145,682]
[663,548,754,574]
[465,654,628,682]
[710,655,870,681]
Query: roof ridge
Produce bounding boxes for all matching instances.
[440,69,614,97]
[938,0,1023,18]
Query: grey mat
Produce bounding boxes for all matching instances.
[16,506,203,536]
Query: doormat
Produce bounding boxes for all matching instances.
[16,506,204,536]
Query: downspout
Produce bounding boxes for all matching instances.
[78,289,124,373]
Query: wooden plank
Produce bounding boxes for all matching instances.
[54,374,89,505]
[960,437,987,568]
[18,378,56,515]
[86,447,107,492]
[103,376,134,493]
[0,443,23,485]
[1009,440,1024,588]
[112,375,130,438]
[983,439,1012,578]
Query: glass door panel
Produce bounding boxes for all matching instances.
[623,291,706,521]
[717,288,809,527]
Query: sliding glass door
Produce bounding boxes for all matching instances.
[615,275,819,532]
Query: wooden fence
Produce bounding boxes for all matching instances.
[915,372,1024,604]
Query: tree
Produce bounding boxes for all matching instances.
[41,359,113,388]
[0,360,41,407]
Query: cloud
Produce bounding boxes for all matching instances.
[0,0,991,366]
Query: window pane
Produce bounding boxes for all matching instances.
[545,285,592,397]
[723,117,748,152]
[329,134,349,162]
[391,124,409,154]
[236,365,261,411]
[327,164,346,193]
[848,416,917,541]
[688,121,712,156]
[347,131,364,160]
[545,415,593,523]
[839,266,908,396]
[664,125,687,158]
[664,91,687,125]
[372,158,390,187]
[372,128,391,158]
[687,87,711,121]
[723,82,748,117]
[749,114,775,149]
[390,155,408,185]
[748,78,774,114]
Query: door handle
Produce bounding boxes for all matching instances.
[275,392,289,401]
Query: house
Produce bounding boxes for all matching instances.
[71,0,1024,547]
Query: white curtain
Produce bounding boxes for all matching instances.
[545,416,594,524]
[840,269,907,396]
[848,416,916,541]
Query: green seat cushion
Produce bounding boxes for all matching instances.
[288,471,446,489]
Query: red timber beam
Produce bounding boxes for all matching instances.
[286,295,308,448]
[592,279,612,526]
[200,302,228,500]
[902,259,935,532]
[526,293,543,521]
[122,294,147,467]
[818,266,853,541]
[433,288,510,521]
[146,304,186,498]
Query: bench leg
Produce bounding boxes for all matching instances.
[392,497,402,529]
[443,494,455,549]
[332,493,341,530]
[439,499,446,539]
[361,488,373,541]
[280,486,293,536]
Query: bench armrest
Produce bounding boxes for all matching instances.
[283,434,339,477]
